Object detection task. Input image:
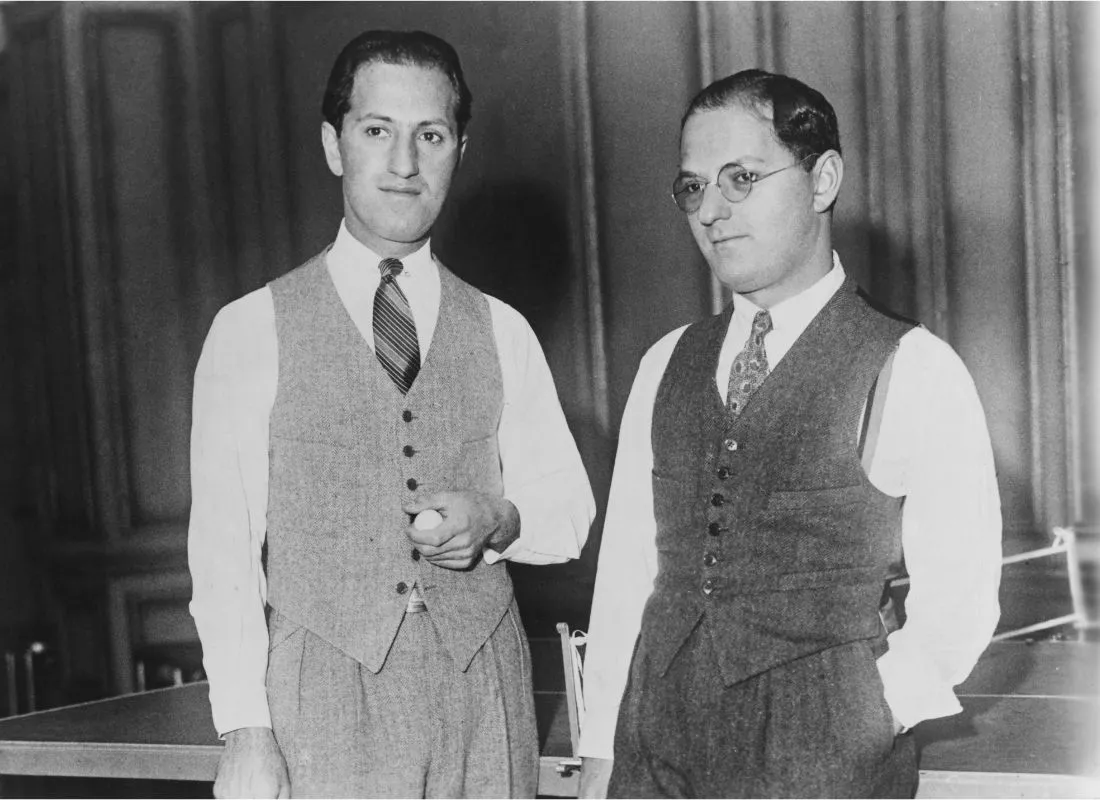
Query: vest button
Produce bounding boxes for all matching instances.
[717,467,730,480]
[702,578,716,595]
[724,438,739,451]
[407,478,418,490]
[403,445,415,457]
[707,522,722,536]
[703,553,718,567]
[396,582,409,594]
[402,410,413,422]
[411,549,421,562]
[711,493,725,506]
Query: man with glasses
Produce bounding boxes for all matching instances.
[577,70,1001,798]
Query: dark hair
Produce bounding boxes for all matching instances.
[322,30,472,137]
[681,69,840,168]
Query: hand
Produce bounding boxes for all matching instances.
[579,757,613,799]
[403,491,520,570]
[214,727,290,799]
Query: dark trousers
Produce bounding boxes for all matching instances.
[266,602,538,798]
[609,623,918,798]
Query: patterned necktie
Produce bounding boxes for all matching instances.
[726,309,773,417]
[373,258,420,394]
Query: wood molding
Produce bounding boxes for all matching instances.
[560,3,610,436]
[907,2,950,337]
[755,3,779,73]
[1017,2,1076,529]
[693,1,726,316]
[1051,3,1082,526]
[107,569,192,695]
[10,7,99,540]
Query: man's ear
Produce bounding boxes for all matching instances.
[321,121,344,177]
[457,134,468,168]
[812,150,843,213]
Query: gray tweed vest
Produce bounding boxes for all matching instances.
[645,278,915,684]
[265,250,512,673]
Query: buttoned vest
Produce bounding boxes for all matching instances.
[265,251,512,673]
[645,278,915,685]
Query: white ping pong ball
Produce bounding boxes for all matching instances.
[414,509,444,530]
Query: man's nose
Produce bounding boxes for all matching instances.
[388,135,420,178]
[695,183,732,226]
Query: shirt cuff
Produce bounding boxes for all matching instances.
[208,681,272,738]
[876,647,963,730]
[577,718,616,761]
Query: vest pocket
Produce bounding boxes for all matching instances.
[766,484,864,511]
[452,431,503,493]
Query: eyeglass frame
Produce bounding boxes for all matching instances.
[671,152,820,214]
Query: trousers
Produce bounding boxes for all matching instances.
[266,601,538,798]
[609,622,918,798]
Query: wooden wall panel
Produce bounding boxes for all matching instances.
[943,2,1034,535]
[87,16,194,528]
[1071,3,1099,525]
[587,2,710,425]
[10,11,96,539]
[1017,3,1076,532]
[774,3,874,296]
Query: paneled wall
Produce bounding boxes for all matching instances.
[1,0,1094,698]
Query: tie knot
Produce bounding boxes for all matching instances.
[752,309,773,336]
[379,257,404,281]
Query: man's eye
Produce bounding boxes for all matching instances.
[421,131,445,144]
[729,171,757,186]
[365,126,387,137]
[679,181,704,195]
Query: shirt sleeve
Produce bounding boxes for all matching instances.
[872,327,1003,729]
[483,298,596,565]
[577,327,685,760]
[187,289,278,736]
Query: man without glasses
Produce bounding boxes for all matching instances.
[188,29,594,798]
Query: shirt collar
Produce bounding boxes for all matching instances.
[731,251,846,335]
[330,219,436,280]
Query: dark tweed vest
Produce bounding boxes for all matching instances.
[645,278,915,684]
[265,251,511,673]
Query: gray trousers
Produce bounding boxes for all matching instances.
[610,624,918,798]
[266,602,538,798]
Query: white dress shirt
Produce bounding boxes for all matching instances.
[579,255,1003,759]
[188,221,596,735]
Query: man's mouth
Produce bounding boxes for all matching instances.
[380,185,422,196]
[710,234,747,245]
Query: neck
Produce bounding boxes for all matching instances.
[346,221,429,260]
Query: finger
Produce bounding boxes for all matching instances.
[404,523,456,548]
[402,492,448,516]
[418,531,473,556]
[425,545,476,564]
[425,557,474,570]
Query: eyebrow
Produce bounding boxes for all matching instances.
[678,156,769,177]
[352,112,453,129]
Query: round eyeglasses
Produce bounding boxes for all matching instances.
[671,153,819,214]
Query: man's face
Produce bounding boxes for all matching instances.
[322,62,465,257]
[679,103,834,308]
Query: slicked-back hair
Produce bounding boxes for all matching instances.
[322,29,472,137]
[681,69,840,169]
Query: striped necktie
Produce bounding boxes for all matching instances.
[373,258,420,394]
[726,309,773,417]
